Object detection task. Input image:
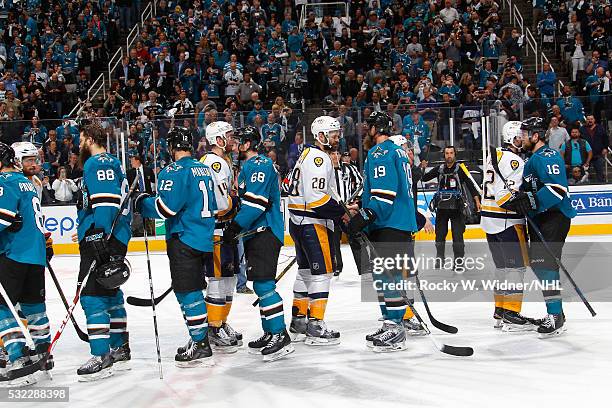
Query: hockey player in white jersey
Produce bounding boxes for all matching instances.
[481,121,539,331]
[285,116,345,345]
[200,121,242,352]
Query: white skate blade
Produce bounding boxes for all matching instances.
[289,331,306,342]
[263,344,295,362]
[78,366,113,382]
[175,356,215,368]
[6,373,38,387]
[304,336,340,346]
[248,347,264,355]
[493,319,502,329]
[501,323,536,333]
[211,344,239,354]
[405,330,428,337]
[366,341,374,348]
[111,360,131,371]
[538,326,567,339]
[372,342,408,353]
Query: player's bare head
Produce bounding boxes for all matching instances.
[80,123,107,150]
[311,116,341,151]
[444,146,456,164]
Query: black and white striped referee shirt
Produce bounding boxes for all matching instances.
[333,162,363,203]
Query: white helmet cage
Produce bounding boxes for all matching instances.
[205,121,234,148]
[311,116,341,148]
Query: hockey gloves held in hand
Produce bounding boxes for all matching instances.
[502,191,537,215]
[348,208,376,236]
[83,227,110,265]
[7,214,23,232]
[222,221,243,245]
[44,232,54,261]
[132,192,151,214]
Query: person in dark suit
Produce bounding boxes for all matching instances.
[152,51,174,94]
[115,56,136,85]
[127,154,156,236]
[173,51,193,81]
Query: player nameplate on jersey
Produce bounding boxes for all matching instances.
[211,162,222,172]
[314,157,324,167]
[510,160,519,170]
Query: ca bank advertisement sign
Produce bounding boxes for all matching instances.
[569,184,612,216]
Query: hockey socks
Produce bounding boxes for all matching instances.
[222,276,237,323]
[175,291,208,342]
[254,280,286,334]
[0,305,27,362]
[533,267,563,315]
[107,291,128,348]
[206,277,225,328]
[81,292,128,356]
[292,269,309,317]
[308,274,331,320]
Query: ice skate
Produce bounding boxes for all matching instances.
[493,307,504,329]
[372,321,407,353]
[175,337,214,368]
[501,311,537,332]
[4,357,37,387]
[209,326,239,353]
[289,315,307,342]
[538,313,567,339]
[365,324,386,348]
[304,319,340,346]
[403,317,427,336]
[110,344,131,371]
[262,330,294,362]
[221,322,243,346]
[248,332,272,355]
[77,354,114,382]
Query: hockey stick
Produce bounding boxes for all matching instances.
[46,261,89,342]
[143,223,163,379]
[330,189,473,356]
[1,177,140,382]
[488,145,596,317]
[127,227,268,307]
[252,256,297,307]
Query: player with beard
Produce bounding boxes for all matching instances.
[284,116,345,346]
[75,124,132,381]
[502,117,576,338]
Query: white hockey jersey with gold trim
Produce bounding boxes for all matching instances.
[200,152,234,234]
[480,148,526,234]
[286,146,344,229]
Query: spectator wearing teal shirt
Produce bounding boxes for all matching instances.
[402,111,430,151]
[247,100,268,125]
[536,62,557,97]
[261,114,284,147]
[212,44,230,70]
[556,85,585,126]
[561,128,592,171]
[287,27,304,55]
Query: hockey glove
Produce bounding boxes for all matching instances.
[83,227,110,265]
[222,221,243,245]
[348,208,376,236]
[44,232,54,261]
[7,214,23,232]
[132,192,151,214]
[502,191,537,215]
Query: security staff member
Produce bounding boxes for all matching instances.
[421,146,481,267]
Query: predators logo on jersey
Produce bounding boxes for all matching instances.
[211,161,222,173]
[314,157,324,167]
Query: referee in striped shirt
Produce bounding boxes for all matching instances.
[331,151,363,276]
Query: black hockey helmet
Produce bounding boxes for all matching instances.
[520,117,546,134]
[236,126,261,150]
[365,111,393,136]
[95,256,132,290]
[167,126,193,152]
[0,142,17,169]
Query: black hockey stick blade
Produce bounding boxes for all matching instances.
[416,277,458,334]
[439,344,474,357]
[127,286,173,307]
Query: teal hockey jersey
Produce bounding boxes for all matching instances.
[362,139,417,233]
[141,156,217,253]
[235,154,284,244]
[0,171,46,266]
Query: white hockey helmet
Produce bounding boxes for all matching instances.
[11,141,39,169]
[205,121,234,147]
[389,135,407,147]
[311,116,341,148]
[502,121,523,145]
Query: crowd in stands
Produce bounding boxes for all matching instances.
[1,0,610,204]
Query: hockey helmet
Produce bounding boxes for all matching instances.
[167,126,193,152]
[365,111,393,136]
[205,121,234,147]
[311,116,341,148]
[520,117,546,135]
[11,142,40,169]
[236,126,262,150]
[95,256,132,290]
[501,121,523,145]
[0,142,17,170]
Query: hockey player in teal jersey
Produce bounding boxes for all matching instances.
[0,142,50,386]
[76,124,132,381]
[347,111,418,352]
[135,126,218,367]
[222,126,294,362]
[502,117,577,338]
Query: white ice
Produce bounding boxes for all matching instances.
[6,238,611,408]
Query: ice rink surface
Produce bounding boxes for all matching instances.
[6,238,611,408]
